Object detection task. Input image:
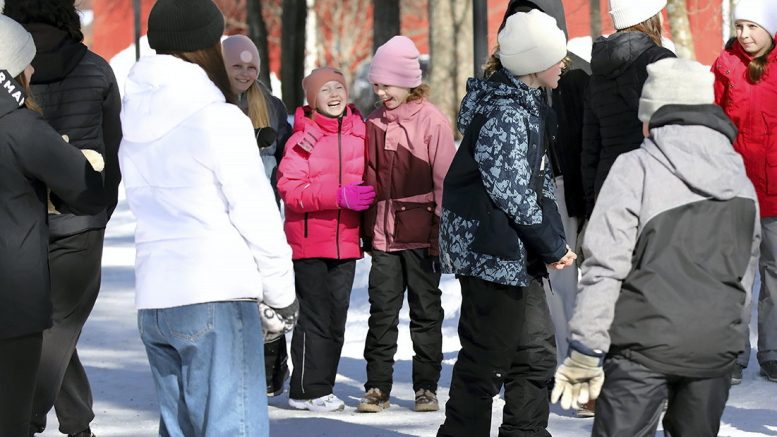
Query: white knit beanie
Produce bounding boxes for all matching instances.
[638,58,714,122]
[609,0,666,30]
[498,10,567,77]
[0,14,35,78]
[734,0,777,38]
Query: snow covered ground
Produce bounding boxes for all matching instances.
[38,191,777,436]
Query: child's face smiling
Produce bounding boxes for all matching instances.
[316,80,347,117]
[227,61,258,95]
[736,20,774,58]
[373,84,411,109]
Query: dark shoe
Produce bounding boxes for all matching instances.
[760,360,777,382]
[68,428,96,437]
[575,399,595,418]
[267,365,290,397]
[731,363,744,385]
[414,388,439,412]
[357,387,390,413]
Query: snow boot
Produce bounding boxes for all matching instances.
[357,388,390,413]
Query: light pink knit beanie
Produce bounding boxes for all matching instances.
[368,35,422,88]
[222,34,260,69]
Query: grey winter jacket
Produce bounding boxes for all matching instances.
[570,104,760,377]
[440,69,567,287]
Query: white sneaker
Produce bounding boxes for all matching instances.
[288,394,345,412]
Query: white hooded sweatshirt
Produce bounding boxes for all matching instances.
[119,54,294,310]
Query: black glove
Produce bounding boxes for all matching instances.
[259,298,299,343]
[255,127,278,149]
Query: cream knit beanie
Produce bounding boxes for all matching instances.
[609,0,666,30]
[497,10,567,77]
[638,58,714,122]
[0,13,36,78]
[734,0,777,37]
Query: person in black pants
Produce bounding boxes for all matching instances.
[437,10,575,436]
[0,13,106,437]
[4,2,122,436]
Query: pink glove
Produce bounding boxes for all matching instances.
[337,182,376,211]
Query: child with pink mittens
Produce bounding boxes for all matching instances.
[358,35,456,413]
[277,67,375,412]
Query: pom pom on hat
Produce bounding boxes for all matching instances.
[498,10,567,77]
[369,36,422,88]
[302,66,347,109]
[734,0,777,38]
[0,14,36,78]
[222,35,260,70]
[608,0,666,30]
[638,58,714,122]
[148,0,225,52]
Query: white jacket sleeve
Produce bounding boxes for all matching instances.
[209,109,295,308]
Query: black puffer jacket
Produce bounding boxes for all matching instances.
[25,22,122,237]
[0,73,105,340]
[581,32,674,216]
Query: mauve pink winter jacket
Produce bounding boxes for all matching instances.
[277,104,367,260]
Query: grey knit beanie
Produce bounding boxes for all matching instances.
[638,58,714,122]
[0,14,35,77]
[148,0,225,52]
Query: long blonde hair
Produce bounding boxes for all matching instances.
[245,81,272,129]
[16,72,41,113]
[620,13,664,47]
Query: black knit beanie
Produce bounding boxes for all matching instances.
[147,0,224,52]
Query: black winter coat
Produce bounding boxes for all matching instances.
[581,32,674,216]
[0,72,105,340]
[26,22,122,237]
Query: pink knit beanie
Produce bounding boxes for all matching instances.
[368,35,422,88]
[222,34,259,69]
[302,66,347,108]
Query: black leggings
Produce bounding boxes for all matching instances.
[0,332,43,437]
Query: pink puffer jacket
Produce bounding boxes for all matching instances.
[277,104,367,260]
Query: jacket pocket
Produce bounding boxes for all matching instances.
[470,208,522,261]
[393,201,434,244]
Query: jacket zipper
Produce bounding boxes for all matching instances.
[336,117,343,259]
[382,151,395,247]
[304,212,309,238]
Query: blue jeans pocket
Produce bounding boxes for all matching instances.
[161,303,215,342]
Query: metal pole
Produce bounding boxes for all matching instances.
[134,0,141,61]
[473,0,488,77]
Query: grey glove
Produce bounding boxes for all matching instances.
[259,298,299,343]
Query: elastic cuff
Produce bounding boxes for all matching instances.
[569,340,605,366]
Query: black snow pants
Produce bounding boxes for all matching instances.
[0,332,43,437]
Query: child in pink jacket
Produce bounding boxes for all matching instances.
[358,36,456,413]
[277,67,375,412]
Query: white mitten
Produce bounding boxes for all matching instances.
[81,149,105,172]
[551,347,605,410]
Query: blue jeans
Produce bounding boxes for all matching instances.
[139,301,268,437]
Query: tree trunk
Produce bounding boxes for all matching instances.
[246,0,272,90]
[590,0,601,39]
[281,0,307,109]
[373,0,400,53]
[428,0,472,138]
[666,0,696,59]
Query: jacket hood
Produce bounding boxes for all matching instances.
[0,71,26,118]
[25,23,86,85]
[643,104,746,200]
[457,68,541,133]
[121,55,226,144]
[591,32,656,78]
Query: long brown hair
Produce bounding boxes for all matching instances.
[161,43,236,104]
[15,72,41,113]
[483,45,503,78]
[621,13,664,47]
[406,83,430,103]
[245,81,271,128]
[748,43,775,83]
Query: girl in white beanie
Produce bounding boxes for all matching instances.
[581,0,675,220]
[713,0,777,386]
[437,10,576,436]
[0,13,105,437]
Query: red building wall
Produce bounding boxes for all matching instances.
[92,0,725,74]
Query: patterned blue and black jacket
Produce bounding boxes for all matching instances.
[439,68,567,287]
